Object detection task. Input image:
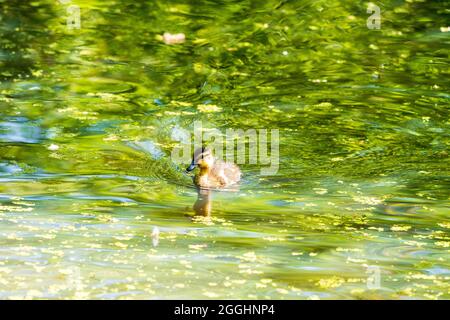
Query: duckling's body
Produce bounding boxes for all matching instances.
[187,147,241,189]
[194,159,241,188]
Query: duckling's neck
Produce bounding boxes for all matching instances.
[199,166,210,176]
[196,166,210,187]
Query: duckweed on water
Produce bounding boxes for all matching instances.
[0,0,449,299]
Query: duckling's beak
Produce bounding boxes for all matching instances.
[186,162,197,172]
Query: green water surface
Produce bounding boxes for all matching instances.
[0,0,449,299]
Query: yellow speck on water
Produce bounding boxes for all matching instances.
[391,225,412,232]
[438,222,450,229]
[0,205,33,212]
[347,278,364,283]
[103,134,119,141]
[435,241,450,248]
[97,215,118,223]
[164,111,182,116]
[336,247,363,252]
[31,69,43,77]
[114,242,128,249]
[114,235,133,241]
[193,38,209,45]
[261,279,273,284]
[179,260,192,269]
[408,274,437,280]
[353,196,382,205]
[193,63,210,74]
[203,291,219,298]
[192,216,214,225]
[255,22,269,29]
[313,188,328,195]
[315,102,332,108]
[347,257,367,263]
[188,244,207,251]
[267,105,282,112]
[276,288,289,294]
[263,236,284,242]
[47,144,59,151]
[317,276,345,289]
[305,203,317,207]
[241,251,257,261]
[197,104,222,113]
[170,100,193,107]
[12,201,35,207]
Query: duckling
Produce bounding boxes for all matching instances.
[186,147,241,189]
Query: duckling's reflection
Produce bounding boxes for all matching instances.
[187,146,241,217]
[193,188,212,217]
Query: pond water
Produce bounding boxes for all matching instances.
[0,0,449,299]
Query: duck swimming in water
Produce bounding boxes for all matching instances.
[186,147,241,189]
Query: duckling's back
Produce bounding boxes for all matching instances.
[210,160,241,187]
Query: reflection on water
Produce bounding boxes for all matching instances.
[0,0,449,299]
[0,119,43,144]
[193,189,212,217]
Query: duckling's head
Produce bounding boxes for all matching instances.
[186,147,214,172]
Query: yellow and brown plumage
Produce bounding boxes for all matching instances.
[186,147,241,189]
